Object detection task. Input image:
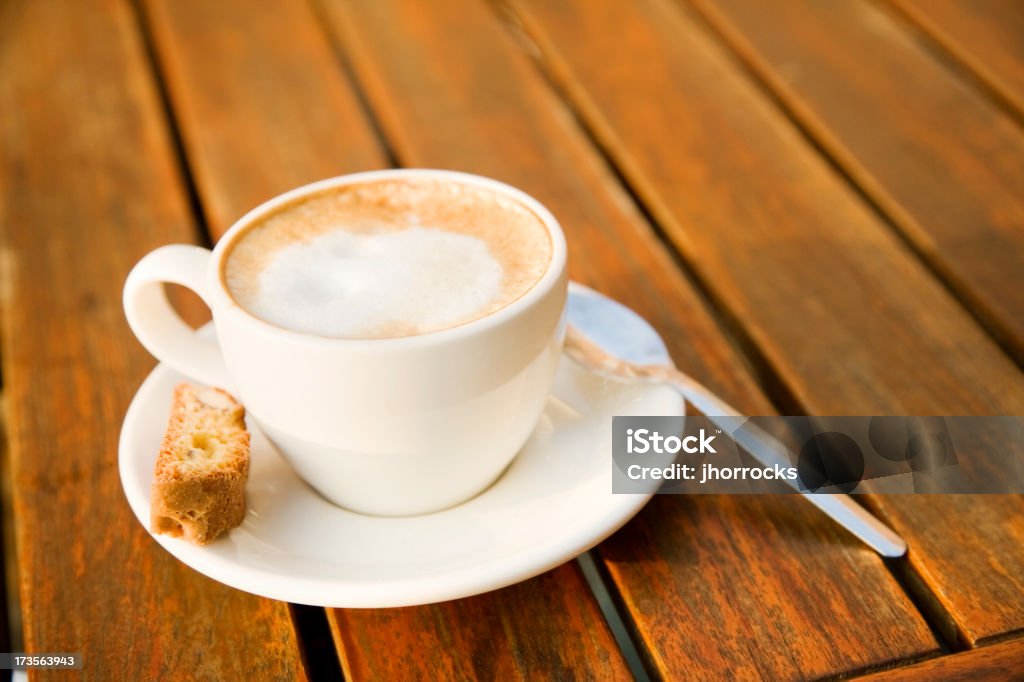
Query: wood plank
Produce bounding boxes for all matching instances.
[315,1,940,679]
[331,565,626,681]
[857,637,1024,681]
[510,0,1024,647]
[893,0,1024,121]
[0,395,15,661]
[691,0,1024,378]
[0,400,10,671]
[138,1,630,679]
[0,0,307,678]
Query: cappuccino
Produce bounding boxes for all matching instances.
[223,178,552,339]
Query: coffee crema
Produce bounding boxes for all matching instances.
[223,178,552,339]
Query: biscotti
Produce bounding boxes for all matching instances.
[151,383,250,545]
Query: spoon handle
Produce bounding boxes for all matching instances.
[638,364,908,558]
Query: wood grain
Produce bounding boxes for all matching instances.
[691,0,1024,373]
[857,637,1024,681]
[510,0,1024,647]
[316,0,939,678]
[0,0,306,678]
[893,0,1024,121]
[139,0,630,678]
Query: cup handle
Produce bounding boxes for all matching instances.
[123,244,231,387]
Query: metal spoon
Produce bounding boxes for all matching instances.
[565,283,907,558]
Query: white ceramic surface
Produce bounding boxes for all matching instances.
[123,169,568,516]
[119,336,682,607]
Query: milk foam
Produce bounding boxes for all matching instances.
[247,226,503,338]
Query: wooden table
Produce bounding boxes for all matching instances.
[2,0,1022,679]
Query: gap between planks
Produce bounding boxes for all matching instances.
[129,0,213,250]
[306,0,402,168]
[886,0,1024,131]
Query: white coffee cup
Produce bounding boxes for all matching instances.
[124,169,568,516]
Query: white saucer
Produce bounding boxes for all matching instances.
[119,327,682,607]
